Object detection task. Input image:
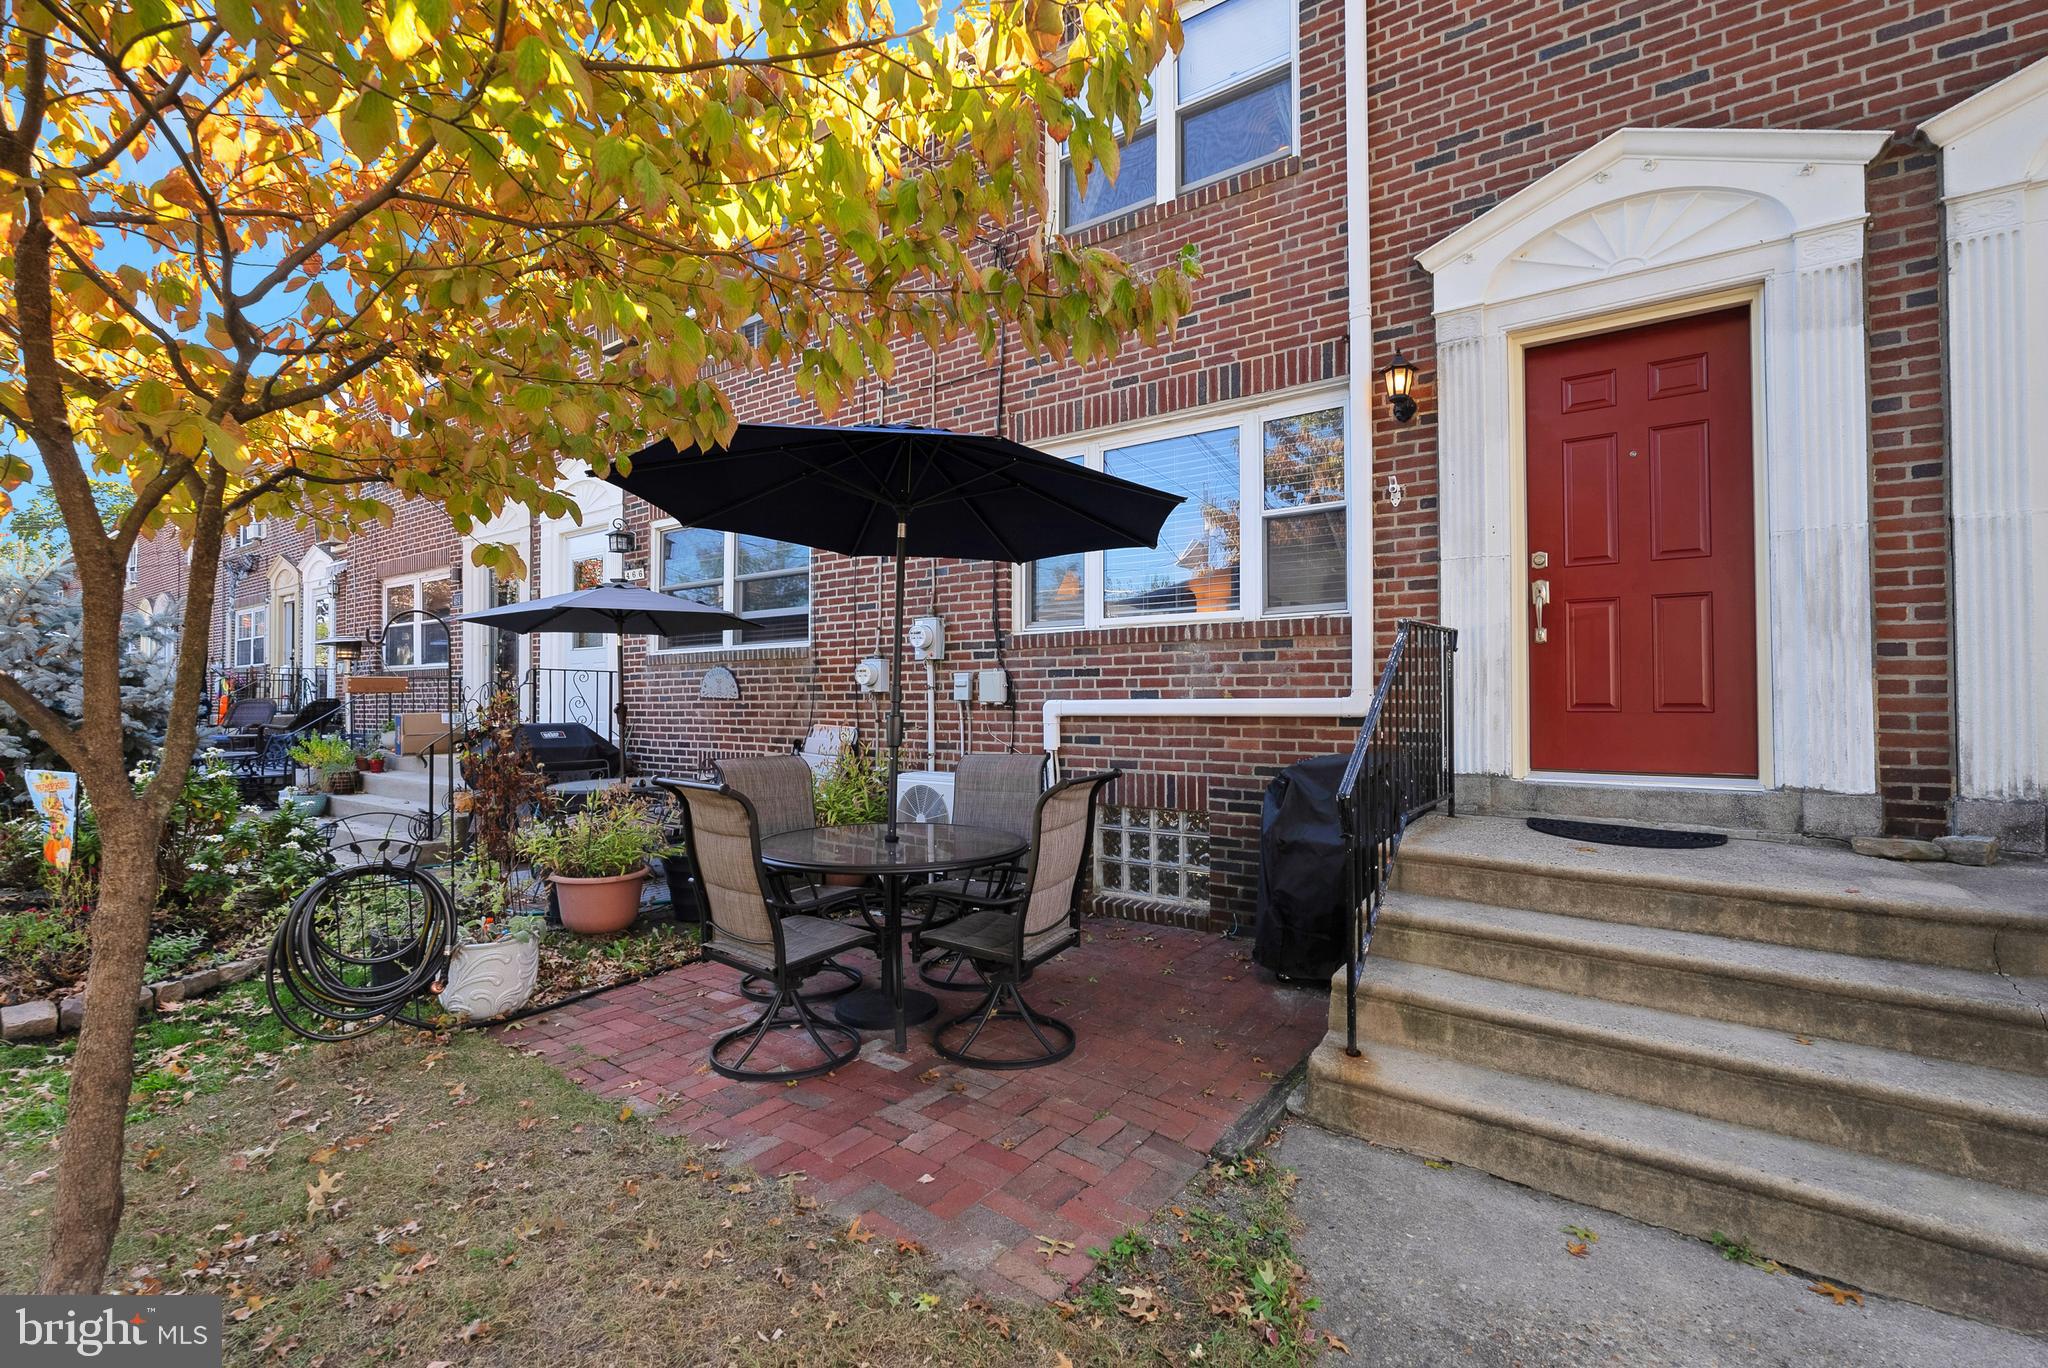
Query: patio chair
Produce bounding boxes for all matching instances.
[670,781,879,1082]
[907,750,1048,990]
[924,770,1117,1069]
[714,755,871,999]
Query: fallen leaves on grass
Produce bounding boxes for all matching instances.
[304,1169,342,1220]
[1116,1286,1162,1322]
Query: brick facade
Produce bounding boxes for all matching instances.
[183,5,2048,925]
[1364,0,2047,836]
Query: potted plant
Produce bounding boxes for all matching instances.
[514,790,670,934]
[289,734,359,795]
[277,785,329,817]
[438,863,543,1020]
[813,745,887,886]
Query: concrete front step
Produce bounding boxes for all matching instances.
[1297,1038,2048,1335]
[357,770,459,807]
[1394,820,2048,976]
[1375,895,2048,1076]
[1346,958,2048,1192]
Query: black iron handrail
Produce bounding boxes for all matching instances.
[1336,619,1458,1055]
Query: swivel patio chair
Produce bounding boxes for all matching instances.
[924,770,1117,1069]
[907,750,1048,990]
[713,754,869,1001]
[670,781,880,1082]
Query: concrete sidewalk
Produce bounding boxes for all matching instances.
[1279,1121,2048,1367]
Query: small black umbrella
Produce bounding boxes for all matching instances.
[608,423,1183,837]
[459,581,749,767]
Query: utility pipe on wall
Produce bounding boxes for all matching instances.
[1043,0,1378,760]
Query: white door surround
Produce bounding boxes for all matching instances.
[1924,58,2048,846]
[537,476,623,740]
[460,504,533,704]
[1418,126,1890,803]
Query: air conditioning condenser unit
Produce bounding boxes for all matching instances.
[895,770,955,823]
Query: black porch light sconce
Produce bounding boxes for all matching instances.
[1381,351,1419,424]
[605,517,636,556]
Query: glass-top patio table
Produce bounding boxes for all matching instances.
[760,822,1025,1051]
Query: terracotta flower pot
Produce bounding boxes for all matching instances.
[551,868,648,934]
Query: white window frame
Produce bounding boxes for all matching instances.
[1017,387,1350,632]
[232,517,267,547]
[232,605,268,668]
[380,570,453,671]
[646,519,813,655]
[1047,0,1301,233]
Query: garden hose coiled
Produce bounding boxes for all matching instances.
[266,862,456,1042]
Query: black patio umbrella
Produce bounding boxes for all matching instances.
[459,581,749,768]
[608,423,1184,838]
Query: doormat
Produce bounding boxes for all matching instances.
[1526,817,1727,850]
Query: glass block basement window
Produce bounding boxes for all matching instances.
[1095,807,1210,908]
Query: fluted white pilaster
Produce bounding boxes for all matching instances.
[1762,232,1878,794]
[1948,190,2047,800]
[1433,309,1510,775]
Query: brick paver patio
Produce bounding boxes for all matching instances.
[503,920,1327,1300]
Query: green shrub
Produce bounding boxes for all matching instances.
[515,791,670,879]
[144,931,207,980]
[814,744,887,826]
[0,907,86,977]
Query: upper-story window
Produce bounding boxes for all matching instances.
[232,517,268,547]
[1025,391,1348,628]
[232,605,268,668]
[651,523,811,652]
[126,548,140,587]
[1055,0,1295,231]
[382,572,453,668]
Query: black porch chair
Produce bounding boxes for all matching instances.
[924,770,1117,1069]
[670,781,879,1082]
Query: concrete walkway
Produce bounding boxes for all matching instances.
[1279,1121,2048,1367]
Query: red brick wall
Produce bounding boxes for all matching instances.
[1364,0,2048,834]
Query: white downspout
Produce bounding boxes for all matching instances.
[1044,0,1376,760]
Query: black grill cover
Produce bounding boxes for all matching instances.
[514,722,621,777]
[1253,754,1352,982]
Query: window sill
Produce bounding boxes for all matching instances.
[1012,610,1351,650]
[642,641,812,665]
[1058,153,1301,246]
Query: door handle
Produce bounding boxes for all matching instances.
[1531,578,1551,643]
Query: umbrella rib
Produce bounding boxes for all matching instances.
[912,446,1176,547]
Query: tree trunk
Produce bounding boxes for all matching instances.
[36,798,163,1292]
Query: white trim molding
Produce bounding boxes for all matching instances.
[1926,59,2048,820]
[1421,126,1889,796]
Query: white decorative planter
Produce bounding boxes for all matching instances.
[438,938,540,1021]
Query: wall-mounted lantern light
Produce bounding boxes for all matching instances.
[1381,351,1418,424]
[325,635,366,667]
[606,518,635,556]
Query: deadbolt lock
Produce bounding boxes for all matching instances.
[1530,551,1550,569]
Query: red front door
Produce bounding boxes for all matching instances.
[1525,307,1758,778]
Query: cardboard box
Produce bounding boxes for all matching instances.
[396,711,454,756]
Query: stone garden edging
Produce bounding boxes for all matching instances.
[0,956,267,1042]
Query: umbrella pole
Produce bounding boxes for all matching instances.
[614,625,629,777]
[886,521,907,843]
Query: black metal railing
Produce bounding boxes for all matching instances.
[1336,619,1458,1055]
[518,666,617,737]
[203,665,327,717]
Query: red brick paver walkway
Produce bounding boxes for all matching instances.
[504,921,1326,1300]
